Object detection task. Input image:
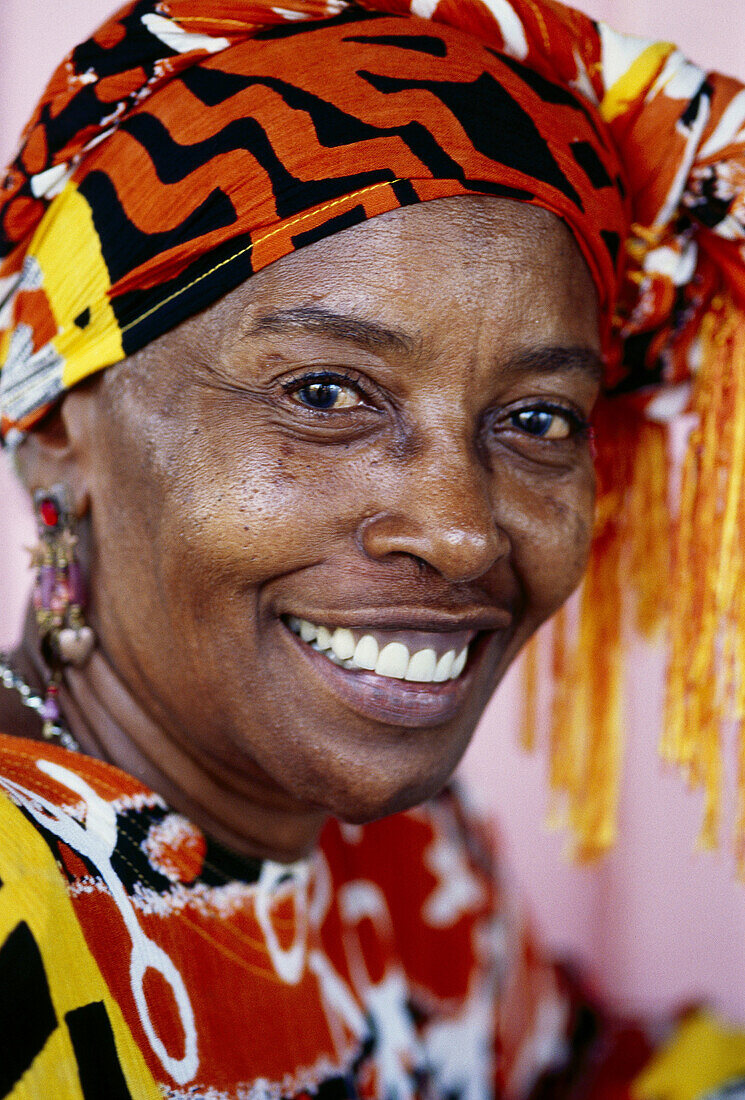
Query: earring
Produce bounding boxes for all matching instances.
[29,485,95,739]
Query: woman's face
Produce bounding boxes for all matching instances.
[69,196,601,824]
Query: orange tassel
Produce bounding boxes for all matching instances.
[665,299,745,852]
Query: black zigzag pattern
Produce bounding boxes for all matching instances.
[358,68,584,209]
[93,53,559,303]
[342,33,449,56]
[80,171,238,284]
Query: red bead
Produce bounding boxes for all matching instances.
[39,499,60,528]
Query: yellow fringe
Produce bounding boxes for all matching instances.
[521,295,745,866]
[664,301,745,856]
[628,421,670,637]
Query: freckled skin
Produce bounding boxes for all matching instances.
[11,196,601,862]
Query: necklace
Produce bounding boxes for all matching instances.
[0,653,80,752]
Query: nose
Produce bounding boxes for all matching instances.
[358,441,508,583]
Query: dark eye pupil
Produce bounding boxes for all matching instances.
[299,383,340,409]
[514,409,553,436]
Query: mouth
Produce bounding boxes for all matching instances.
[281,613,500,728]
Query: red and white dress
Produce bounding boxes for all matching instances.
[0,732,608,1099]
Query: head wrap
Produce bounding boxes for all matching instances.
[3,0,745,863]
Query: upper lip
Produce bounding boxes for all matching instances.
[279,607,513,632]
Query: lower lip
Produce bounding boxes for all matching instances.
[283,624,486,729]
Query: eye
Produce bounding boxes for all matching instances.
[509,405,582,440]
[288,375,364,411]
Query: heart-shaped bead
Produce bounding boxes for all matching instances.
[57,625,95,667]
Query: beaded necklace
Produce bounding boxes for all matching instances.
[0,654,80,752]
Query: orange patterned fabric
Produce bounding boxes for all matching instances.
[0,732,583,1098]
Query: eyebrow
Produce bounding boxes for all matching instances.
[245,305,604,381]
[245,305,418,354]
[505,344,604,383]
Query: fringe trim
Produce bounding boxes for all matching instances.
[664,297,745,858]
[522,294,745,865]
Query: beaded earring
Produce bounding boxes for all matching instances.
[29,485,95,739]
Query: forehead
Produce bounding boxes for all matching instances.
[198,196,601,360]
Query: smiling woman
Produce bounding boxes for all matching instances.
[2,0,745,1096]
[24,198,598,861]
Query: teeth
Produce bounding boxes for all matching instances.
[375,642,409,679]
[405,648,437,682]
[287,617,470,683]
[353,634,378,670]
[331,628,355,661]
[451,647,468,677]
[433,650,455,682]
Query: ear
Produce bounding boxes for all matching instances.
[13,390,95,520]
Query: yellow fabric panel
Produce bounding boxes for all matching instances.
[633,1010,745,1100]
[0,790,162,1099]
[26,181,125,389]
[600,42,675,124]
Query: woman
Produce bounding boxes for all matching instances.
[1,0,744,1096]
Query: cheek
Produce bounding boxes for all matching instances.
[156,433,369,598]
[499,465,595,618]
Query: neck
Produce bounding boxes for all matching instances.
[9,618,328,864]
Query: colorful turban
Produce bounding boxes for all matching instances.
[3,0,745,863]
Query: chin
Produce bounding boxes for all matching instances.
[307,743,467,825]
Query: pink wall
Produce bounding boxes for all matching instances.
[2,0,745,1023]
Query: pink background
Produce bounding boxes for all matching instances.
[2,0,745,1022]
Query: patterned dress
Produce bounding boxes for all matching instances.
[0,733,570,1099]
